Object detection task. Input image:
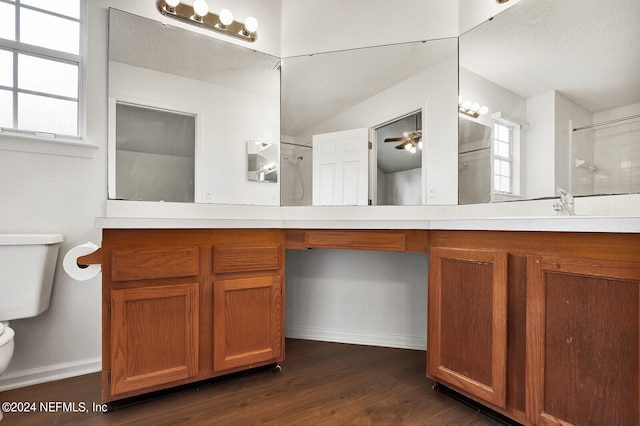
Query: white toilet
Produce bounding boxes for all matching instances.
[0,233,63,418]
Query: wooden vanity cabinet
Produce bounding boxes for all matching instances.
[101,229,285,403]
[526,255,640,426]
[428,247,508,409]
[428,231,640,425]
[212,244,284,372]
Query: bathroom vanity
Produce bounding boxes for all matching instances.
[91,221,640,425]
[427,230,640,425]
[96,228,285,402]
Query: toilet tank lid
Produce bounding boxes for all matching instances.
[0,234,64,245]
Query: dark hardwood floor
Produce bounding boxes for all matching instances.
[0,339,503,425]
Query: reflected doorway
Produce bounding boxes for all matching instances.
[373,111,422,205]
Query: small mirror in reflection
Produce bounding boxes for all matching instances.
[247,140,278,183]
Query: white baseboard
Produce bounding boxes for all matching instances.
[0,357,101,392]
[285,325,426,351]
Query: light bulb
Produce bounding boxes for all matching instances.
[409,145,417,154]
[418,140,423,150]
[458,95,463,105]
[164,0,180,14]
[219,8,234,26]
[193,0,209,18]
[404,143,412,151]
[479,105,489,115]
[461,99,472,110]
[244,16,259,33]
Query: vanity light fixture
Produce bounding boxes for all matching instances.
[458,96,489,118]
[192,0,208,22]
[217,8,233,28]
[156,0,259,42]
[164,0,180,14]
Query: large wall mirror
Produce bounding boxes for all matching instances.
[280,39,458,206]
[108,9,281,205]
[459,0,640,204]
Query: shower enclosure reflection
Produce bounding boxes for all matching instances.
[280,141,312,206]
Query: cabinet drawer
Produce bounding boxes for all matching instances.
[306,230,406,251]
[213,245,281,274]
[112,248,199,282]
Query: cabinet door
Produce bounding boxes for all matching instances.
[527,256,640,426]
[110,283,199,396]
[213,276,284,371]
[428,248,508,408]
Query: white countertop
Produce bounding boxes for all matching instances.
[97,200,640,233]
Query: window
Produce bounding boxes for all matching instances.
[492,122,512,193]
[0,0,83,139]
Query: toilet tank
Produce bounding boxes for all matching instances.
[0,234,64,321]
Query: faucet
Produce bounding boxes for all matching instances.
[553,188,575,216]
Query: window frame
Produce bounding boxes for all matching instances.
[492,122,513,194]
[0,0,94,157]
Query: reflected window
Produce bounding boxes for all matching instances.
[493,123,513,193]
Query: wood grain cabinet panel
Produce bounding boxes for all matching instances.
[110,283,199,396]
[428,231,640,425]
[213,245,281,274]
[102,229,286,403]
[112,248,199,281]
[428,247,508,409]
[213,276,284,372]
[527,256,640,426]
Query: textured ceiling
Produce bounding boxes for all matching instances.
[280,41,453,137]
[283,0,639,141]
[460,0,640,114]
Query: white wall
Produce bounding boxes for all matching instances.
[286,249,429,350]
[110,62,280,205]
[382,168,422,206]
[526,92,557,199]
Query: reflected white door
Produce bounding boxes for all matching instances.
[312,128,369,206]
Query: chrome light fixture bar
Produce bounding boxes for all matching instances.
[156,0,258,42]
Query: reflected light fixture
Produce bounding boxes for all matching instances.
[217,8,233,28]
[164,0,180,14]
[458,95,489,118]
[156,0,259,42]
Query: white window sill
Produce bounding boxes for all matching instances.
[0,131,98,158]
